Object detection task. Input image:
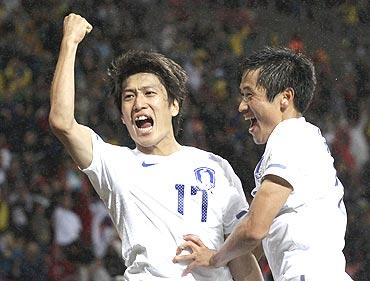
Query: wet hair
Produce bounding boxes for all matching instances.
[239,46,316,114]
[107,50,188,136]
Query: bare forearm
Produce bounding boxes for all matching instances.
[212,221,261,267]
[229,253,263,281]
[173,231,261,278]
[213,178,292,267]
[49,39,79,131]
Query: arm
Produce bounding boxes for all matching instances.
[228,248,263,281]
[251,242,264,262]
[173,174,292,274]
[211,175,292,266]
[49,13,93,169]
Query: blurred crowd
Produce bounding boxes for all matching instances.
[0,0,369,280]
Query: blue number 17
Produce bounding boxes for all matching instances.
[175,184,208,222]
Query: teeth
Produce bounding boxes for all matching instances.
[138,127,152,132]
[135,115,148,121]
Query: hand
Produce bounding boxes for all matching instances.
[172,234,217,276]
[62,13,93,45]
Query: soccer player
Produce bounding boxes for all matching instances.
[173,47,354,281]
[49,13,263,281]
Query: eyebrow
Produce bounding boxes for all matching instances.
[240,85,255,93]
[123,85,161,93]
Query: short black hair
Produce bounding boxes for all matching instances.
[239,46,316,113]
[107,50,188,136]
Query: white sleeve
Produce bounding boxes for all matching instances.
[82,129,115,202]
[219,157,249,235]
[81,129,133,237]
[263,133,302,192]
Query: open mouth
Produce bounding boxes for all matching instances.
[249,117,257,131]
[135,115,154,130]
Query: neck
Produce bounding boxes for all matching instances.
[282,107,302,121]
[137,139,181,156]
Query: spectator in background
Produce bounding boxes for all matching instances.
[29,201,51,250]
[16,241,48,281]
[288,33,304,53]
[0,189,9,233]
[0,134,12,187]
[52,192,81,254]
[52,191,94,281]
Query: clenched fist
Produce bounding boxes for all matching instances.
[62,13,93,45]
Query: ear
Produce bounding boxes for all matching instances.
[280,88,295,110]
[171,99,180,117]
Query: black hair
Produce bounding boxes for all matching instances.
[239,46,316,113]
[107,50,188,136]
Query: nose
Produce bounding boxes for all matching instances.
[238,100,248,113]
[133,92,147,111]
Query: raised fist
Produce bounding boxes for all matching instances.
[62,13,93,44]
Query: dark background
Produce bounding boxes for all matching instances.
[0,1,369,280]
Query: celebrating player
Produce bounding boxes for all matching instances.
[173,47,354,281]
[49,13,262,281]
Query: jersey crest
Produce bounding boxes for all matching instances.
[194,167,215,191]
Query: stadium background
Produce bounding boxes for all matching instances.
[0,0,369,280]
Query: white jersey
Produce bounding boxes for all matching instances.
[252,118,353,281]
[83,130,249,281]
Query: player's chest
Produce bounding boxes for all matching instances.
[122,159,226,223]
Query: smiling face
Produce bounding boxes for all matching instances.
[238,70,284,144]
[120,72,180,155]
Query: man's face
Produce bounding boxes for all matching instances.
[238,70,283,144]
[120,72,179,154]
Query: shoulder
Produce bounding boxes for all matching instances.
[182,146,232,167]
[269,117,320,146]
[179,147,238,180]
[192,147,241,183]
[90,130,136,160]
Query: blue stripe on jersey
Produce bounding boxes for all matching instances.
[266,163,287,170]
[236,210,248,219]
[300,275,305,281]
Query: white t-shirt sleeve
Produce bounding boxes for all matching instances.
[218,157,249,235]
[259,118,334,210]
[82,129,115,201]
[81,129,133,235]
[262,127,302,193]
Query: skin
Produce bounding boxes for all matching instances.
[239,70,284,144]
[120,73,181,156]
[50,13,263,281]
[49,13,94,169]
[49,14,181,172]
[173,69,300,275]
[174,234,263,281]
